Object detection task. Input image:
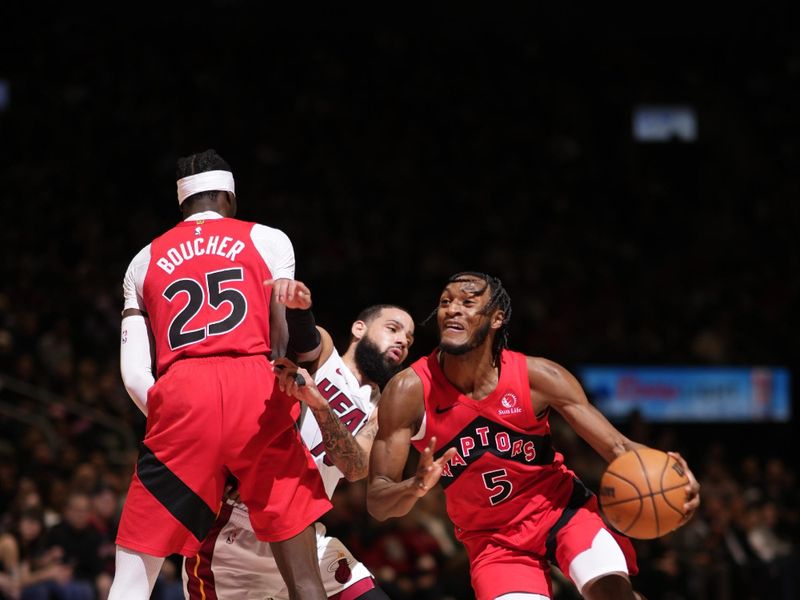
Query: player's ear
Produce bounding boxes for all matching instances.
[351,320,367,341]
[490,309,505,330]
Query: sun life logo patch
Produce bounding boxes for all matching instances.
[498,392,523,416]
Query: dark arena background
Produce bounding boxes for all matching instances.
[1,5,798,600]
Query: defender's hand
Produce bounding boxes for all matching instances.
[273,358,326,409]
[414,437,457,497]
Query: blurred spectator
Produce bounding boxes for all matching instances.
[27,492,110,600]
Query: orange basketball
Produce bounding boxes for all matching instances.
[598,448,689,539]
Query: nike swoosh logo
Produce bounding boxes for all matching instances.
[435,404,456,414]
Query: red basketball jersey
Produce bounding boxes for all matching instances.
[411,349,578,535]
[142,218,273,376]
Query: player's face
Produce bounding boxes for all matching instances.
[437,279,498,355]
[354,308,415,388]
[363,308,415,365]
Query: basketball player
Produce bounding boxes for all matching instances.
[183,304,415,600]
[367,272,701,600]
[111,149,331,600]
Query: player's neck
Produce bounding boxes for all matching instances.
[438,345,498,399]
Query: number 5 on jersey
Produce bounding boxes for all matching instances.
[163,268,248,349]
[482,468,513,505]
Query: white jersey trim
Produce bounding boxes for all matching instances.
[122,211,295,314]
[569,528,630,593]
[411,411,427,441]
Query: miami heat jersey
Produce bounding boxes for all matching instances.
[123,212,294,376]
[300,348,377,498]
[411,349,577,535]
[230,348,377,530]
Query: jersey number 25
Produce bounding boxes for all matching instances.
[163,268,248,350]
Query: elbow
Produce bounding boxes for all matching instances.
[365,489,388,521]
[366,498,388,522]
[122,373,153,415]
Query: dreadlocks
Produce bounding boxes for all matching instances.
[424,271,512,365]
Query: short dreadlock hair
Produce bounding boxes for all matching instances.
[176,149,232,209]
[424,271,512,365]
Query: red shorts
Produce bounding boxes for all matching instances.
[462,494,638,599]
[116,355,331,557]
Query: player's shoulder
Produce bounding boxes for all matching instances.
[378,367,425,426]
[125,244,152,273]
[314,330,343,375]
[385,366,424,396]
[316,326,336,363]
[524,355,568,373]
[525,355,581,394]
[250,222,292,243]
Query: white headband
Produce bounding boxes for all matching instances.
[176,170,236,205]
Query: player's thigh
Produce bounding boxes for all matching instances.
[469,544,551,600]
[553,501,637,594]
[314,523,375,598]
[233,425,330,543]
[184,521,284,600]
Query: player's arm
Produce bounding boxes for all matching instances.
[274,353,366,481]
[354,405,379,458]
[119,252,155,416]
[529,356,701,516]
[265,278,322,363]
[367,369,457,521]
[269,300,289,360]
[527,356,643,463]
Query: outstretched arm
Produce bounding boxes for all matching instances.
[529,356,700,518]
[528,357,642,463]
[274,356,367,481]
[367,369,456,521]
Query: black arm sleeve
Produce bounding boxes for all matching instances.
[285,307,321,355]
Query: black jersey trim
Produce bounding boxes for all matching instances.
[544,477,594,565]
[432,415,556,489]
[137,443,217,542]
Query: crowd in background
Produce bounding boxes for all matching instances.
[1,7,799,599]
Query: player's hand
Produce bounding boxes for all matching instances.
[413,437,457,497]
[273,358,325,408]
[264,278,312,310]
[668,451,701,522]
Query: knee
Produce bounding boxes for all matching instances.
[581,573,636,600]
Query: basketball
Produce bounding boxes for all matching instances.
[598,448,690,539]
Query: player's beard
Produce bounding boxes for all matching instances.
[439,319,492,356]
[354,335,403,388]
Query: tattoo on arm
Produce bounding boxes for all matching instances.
[311,405,368,481]
[357,417,379,444]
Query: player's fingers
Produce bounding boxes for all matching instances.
[418,445,433,467]
[273,357,294,370]
[439,447,458,465]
